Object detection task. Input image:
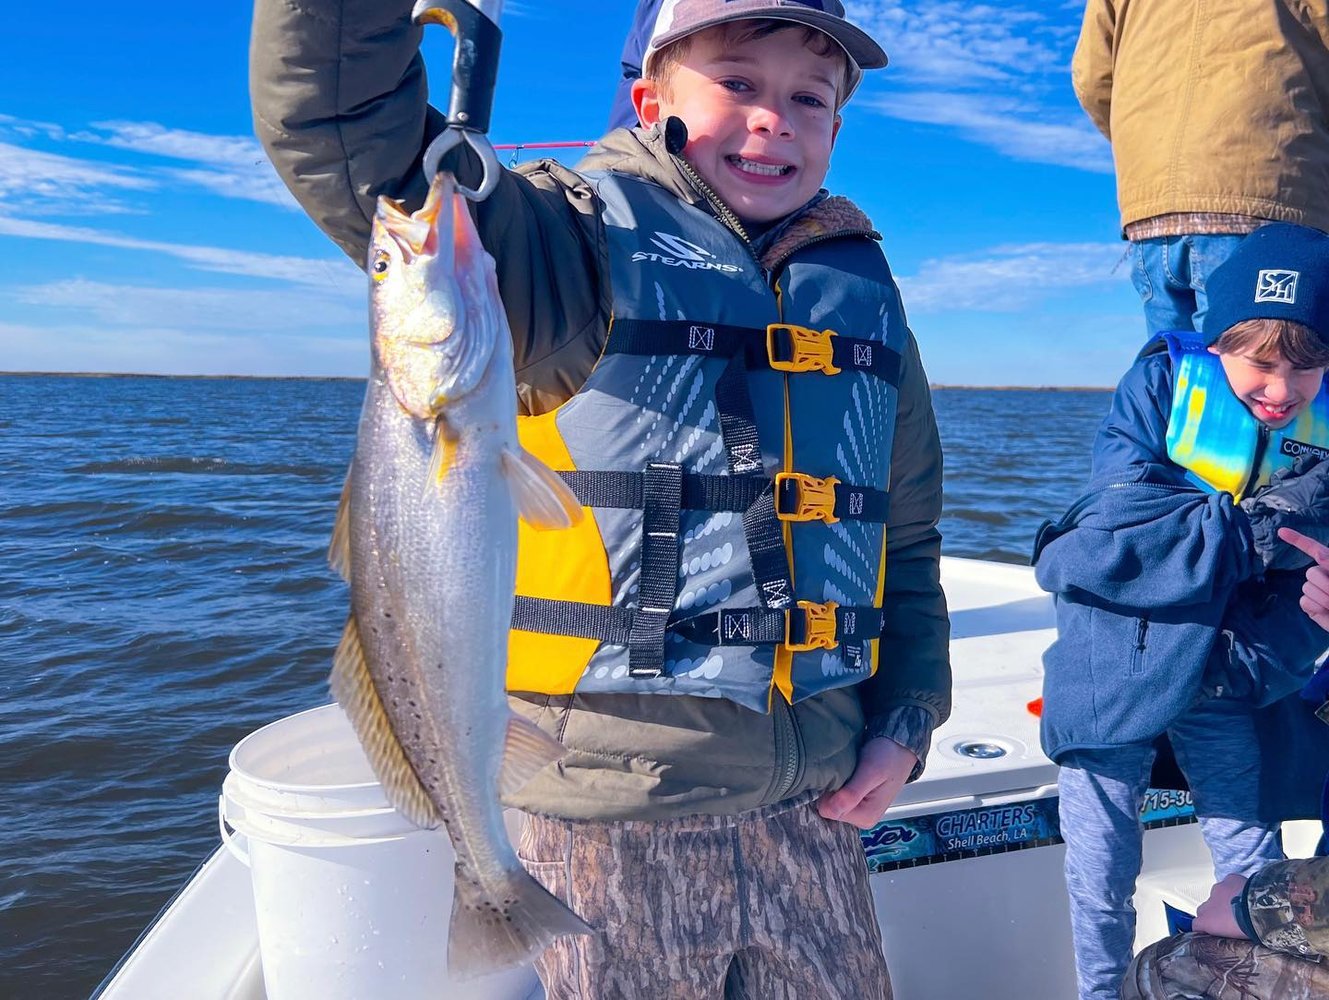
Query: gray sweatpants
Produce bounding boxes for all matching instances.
[1058,697,1283,1000]
[517,792,892,1000]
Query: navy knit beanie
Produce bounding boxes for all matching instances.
[1202,223,1329,346]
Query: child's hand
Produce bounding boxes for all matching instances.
[1277,527,1329,631]
[816,737,916,830]
[1192,873,1250,938]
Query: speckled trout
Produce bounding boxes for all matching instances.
[328,172,590,976]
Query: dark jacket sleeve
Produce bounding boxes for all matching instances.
[1215,572,1329,705]
[861,333,952,752]
[249,0,608,414]
[1091,352,1176,481]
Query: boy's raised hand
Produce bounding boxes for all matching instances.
[1276,527,1329,631]
[816,737,917,830]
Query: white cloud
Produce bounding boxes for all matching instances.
[897,241,1127,312]
[0,215,359,288]
[846,2,1065,85]
[867,91,1111,172]
[0,141,155,215]
[845,1,1099,172]
[14,278,362,332]
[0,318,366,378]
[81,120,265,168]
[0,116,299,212]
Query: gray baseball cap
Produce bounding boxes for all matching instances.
[642,0,888,101]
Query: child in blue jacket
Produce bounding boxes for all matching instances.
[1035,223,1329,1000]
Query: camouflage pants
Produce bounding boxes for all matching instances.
[1123,933,1329,999]
[516,792,892,1000]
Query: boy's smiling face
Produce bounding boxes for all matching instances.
[633,26,844,225]
[1213,347,1327,428]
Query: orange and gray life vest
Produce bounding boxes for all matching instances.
[1163,330,1329,500]
[506,173,906,713]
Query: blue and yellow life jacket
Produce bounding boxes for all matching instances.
[506,173,905,713]
[1163,330,1329,500]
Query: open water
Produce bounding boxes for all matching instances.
[0,374,1111,998]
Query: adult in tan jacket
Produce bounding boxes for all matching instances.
[1074,0,1329,335]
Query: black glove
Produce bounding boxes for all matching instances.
[1239,455,1329,572]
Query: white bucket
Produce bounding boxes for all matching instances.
[219,703,540,1000]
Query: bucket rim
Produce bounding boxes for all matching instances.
[228,703,384,795]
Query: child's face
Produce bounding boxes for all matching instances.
[1213,347,1327,428]
[634,27,843,225]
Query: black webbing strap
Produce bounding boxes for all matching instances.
[511,597,633,645]
[627,463,683,678]
[814,332,902,386]
[673,603,884,649]
[606,319,766,366]
[510,597,883,649]
[557,469,889,523]
[716,352,793,610]
[559,470,767,512]
[605,319,903,387]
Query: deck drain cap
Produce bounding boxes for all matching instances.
[957,741,1006,759]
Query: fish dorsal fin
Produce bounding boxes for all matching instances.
[500,447,583,530]
[328,466,352,581]
[498,714,568,801]
[329,616,440,829]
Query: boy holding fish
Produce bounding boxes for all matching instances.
[251,0,949,995]
[1034,224,1329,1000]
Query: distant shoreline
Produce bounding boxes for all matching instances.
[0,371,1115,391]
[0,371,365,382]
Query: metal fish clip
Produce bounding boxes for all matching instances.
[414,0,504,201]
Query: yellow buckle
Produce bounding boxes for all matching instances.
[785,600,840,652]
[775,472,841,523]
[766,324,841,375]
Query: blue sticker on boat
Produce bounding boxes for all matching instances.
[862,789,1196,872]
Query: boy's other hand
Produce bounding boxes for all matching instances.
[1192,873,1250,938]
[1277,527,1329,631]
[816,737,916,830]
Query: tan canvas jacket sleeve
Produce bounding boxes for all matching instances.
[1071,0,1119,139]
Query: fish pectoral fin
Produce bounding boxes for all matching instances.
[327,464,352,581]
[329,616,440,829]
[500,447,583,530]
[498,714,567,800]
[427,414,460,487]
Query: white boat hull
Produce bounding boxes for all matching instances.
[97,558,1318,1000]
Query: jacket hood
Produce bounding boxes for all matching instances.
[580,125,706,208]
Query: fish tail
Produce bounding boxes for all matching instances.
[446,867,593,978]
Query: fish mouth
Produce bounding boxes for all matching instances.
[375,173,453,260]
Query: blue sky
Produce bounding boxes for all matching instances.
[0,1,1144,386]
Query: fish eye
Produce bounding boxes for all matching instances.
[371,251,391,281]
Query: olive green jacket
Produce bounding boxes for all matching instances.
[1073,0,1329,233]
[250,0,950,820]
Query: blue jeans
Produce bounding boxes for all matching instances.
[1058,697,1283,1000]
[1130,234,1250,335]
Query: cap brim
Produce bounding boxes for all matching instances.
[646,10,888,87]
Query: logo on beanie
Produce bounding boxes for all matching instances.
[1255,269,1300,305]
